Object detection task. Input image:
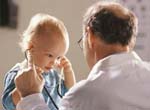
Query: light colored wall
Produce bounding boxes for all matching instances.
[0,27,23,109]
[0,0,98,109]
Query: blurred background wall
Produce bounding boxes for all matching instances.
[0,0,150,109]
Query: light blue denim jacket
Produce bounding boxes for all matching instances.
[2,63,68,110]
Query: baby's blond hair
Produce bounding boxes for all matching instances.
[19,13,69,52]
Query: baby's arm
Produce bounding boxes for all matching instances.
[2,70,21,110]
[59,57,76,89]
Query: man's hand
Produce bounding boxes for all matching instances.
[14,66,45,97]
[14,51,45,97]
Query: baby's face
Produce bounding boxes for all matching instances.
[30,32,68,72]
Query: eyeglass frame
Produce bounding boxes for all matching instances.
[77,36,84,50]
[77,32,88,50]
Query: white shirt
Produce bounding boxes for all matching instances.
[17,51,150,110]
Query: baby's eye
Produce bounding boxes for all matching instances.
[47,54,53,58]
[57,56,61,60]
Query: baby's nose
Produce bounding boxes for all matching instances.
[49,59,59,67]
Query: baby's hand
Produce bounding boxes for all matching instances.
[57,56,76,89]
[57,56,73,74]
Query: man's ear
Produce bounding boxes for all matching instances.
[87,27,95,49]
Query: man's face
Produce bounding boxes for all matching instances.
[82,31,95,69]
[30,32,68,72]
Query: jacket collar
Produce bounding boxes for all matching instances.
[88,51,141,79]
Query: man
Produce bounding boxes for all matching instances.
[15,1,150,110]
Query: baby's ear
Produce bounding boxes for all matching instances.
[28,41,34,51]
[26,42,34,68]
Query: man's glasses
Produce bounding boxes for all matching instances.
[77,36,83,50]
[77,32,88,50]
